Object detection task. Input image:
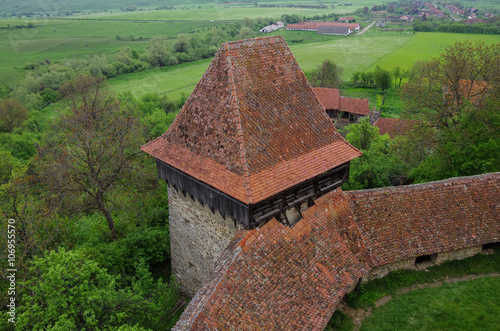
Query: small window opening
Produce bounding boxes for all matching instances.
[415,253,437,269]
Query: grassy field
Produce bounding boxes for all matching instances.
[80,6,348,21]
[360,277,500,330]
[108,29,499,104]
[108,59,211,101]
[0,18,216,72]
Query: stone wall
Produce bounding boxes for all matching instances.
[168,185,244,296]
[365,245,483,282]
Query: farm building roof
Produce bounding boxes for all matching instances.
[339,96,369,116]
[142,36,361,204]
[313,87,340,110]
[313,88,369,116]
[317,26,352,35]
[373,117,418,138]
[286,22,360,31]
[173,172,500,330]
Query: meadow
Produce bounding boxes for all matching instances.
[360,277,500,330]
[0,18,216,73]
[107,30,500,103]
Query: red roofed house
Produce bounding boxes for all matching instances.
[287,21,360,34]
[142,36,361,296]
[142,36,500,330]
[339,16,354,22]
[313,87,369,123]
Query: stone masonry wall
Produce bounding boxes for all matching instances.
[365,245,483,282]
[168,185,244,296]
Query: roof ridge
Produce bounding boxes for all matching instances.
[225,43,254,204]
[346,172,500,195]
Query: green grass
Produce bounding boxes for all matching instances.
[325,310,354,331]
[360,277,500,331]
[0,18,214,72]
[346,247,500,309]
[108,59,211,102]
[370,32,500,72]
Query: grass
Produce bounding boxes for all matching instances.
[360,277,500,331]
[325,311,354,331]
[108,59,211,102]
[346,246,500,309]
[0,18,214,72]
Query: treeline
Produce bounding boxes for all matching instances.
[413,19,500,34]
[0,74,185,330]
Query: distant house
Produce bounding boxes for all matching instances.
[259,21,284,33]
[374,118,418,138]
[464,18,484,24]
[286,22,360,32]
[339,16,354,22]
[313,87,369,123]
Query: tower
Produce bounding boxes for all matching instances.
[141,36,361,295]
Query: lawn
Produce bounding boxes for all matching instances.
[360,276,500,330]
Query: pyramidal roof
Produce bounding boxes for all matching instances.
[142,36,361,204]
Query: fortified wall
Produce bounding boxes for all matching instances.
[168,186,243,296]
[140,36,500,330]
[142,35,361,296]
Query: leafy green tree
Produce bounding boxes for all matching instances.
[400,41,500,182]
[0,99,28,132]
[38,76,145,239]
[18,248,181,330]
[374,66,392,106]
[343,118,404,190]
[309,60,344,89]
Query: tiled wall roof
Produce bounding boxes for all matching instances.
[173,188,371,330]
[347,172,500,266]
[173,173,499,330]
[142,36,361,204]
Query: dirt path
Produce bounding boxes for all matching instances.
[356,21,375,35]
[337,272,500,331]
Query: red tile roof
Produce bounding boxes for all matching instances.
[339,96,369,116]
[347,173,500,266]
[142,36,361,204]
[173,189,371,330]
[173,173,499,329]
[287,22,360,31]
[373,117,418,138]
[313,87,340,110]
[313,88,369,116]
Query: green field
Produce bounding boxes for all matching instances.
[108,59,211,102]
[80,6,349,21]
[360,277,500,330]
[0,18,216,72]
[108,29,499,103]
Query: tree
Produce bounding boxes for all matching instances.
[400,41,500,182]
[402,41,500,128]
[343,117,404,190]
[309,60,344,89]
[374,67,392,106]
[17,248,180,330]
[0,99,29,132]
[38,76,145,239]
